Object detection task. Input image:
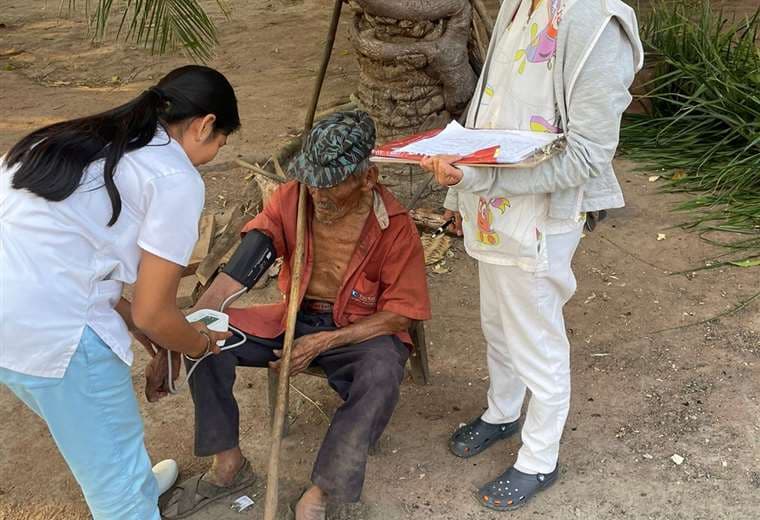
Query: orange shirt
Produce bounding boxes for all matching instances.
[227,181,431,346]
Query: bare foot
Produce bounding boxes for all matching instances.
[204,447,244,487]
[295,486,327,520]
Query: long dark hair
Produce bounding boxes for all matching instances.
[5,65,240,225]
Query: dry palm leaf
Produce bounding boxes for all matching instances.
[421,233,451,266]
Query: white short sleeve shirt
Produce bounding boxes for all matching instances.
[0,129,204,378]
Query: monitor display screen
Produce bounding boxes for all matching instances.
[194,315,219,326]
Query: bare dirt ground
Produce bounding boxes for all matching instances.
[1,1,758,519]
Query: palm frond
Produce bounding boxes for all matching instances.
[84,0,229,61]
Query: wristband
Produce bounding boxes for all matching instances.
[187,331,211,361]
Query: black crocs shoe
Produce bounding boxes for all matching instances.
[449,416,519,458]
[477,465,559,511]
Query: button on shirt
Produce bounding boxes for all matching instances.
[0,129,204,378]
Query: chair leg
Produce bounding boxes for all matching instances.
[267,367,289,437]
[408,320,430,385]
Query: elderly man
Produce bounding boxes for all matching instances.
[160,111,431,519]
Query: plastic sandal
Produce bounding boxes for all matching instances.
[449,416,519,458]
[477,465,559,511]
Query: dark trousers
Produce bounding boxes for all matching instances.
[186,311,409,502]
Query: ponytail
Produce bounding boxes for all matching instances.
[5,65,240,226]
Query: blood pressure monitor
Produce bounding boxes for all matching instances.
[186,309,229,346]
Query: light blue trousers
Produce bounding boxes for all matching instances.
[0,327,160,520]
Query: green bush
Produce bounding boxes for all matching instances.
[621,1,760,261]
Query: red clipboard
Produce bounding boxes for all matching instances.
[371,127,564,168]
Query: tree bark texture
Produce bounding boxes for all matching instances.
[349,0,476,142]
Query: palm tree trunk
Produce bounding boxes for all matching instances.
[349,0,477,142]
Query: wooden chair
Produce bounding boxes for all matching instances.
[267,320,430,435]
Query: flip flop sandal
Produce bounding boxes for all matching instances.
[161,458,256,519]
[476,465,559,511]
[449,416,519,458]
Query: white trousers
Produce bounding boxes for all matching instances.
[479,226,582,474]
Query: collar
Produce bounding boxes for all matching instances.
[372,191,389,230]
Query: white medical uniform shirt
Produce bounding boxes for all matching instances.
[0,128,204,378]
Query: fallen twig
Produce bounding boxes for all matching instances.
[235,158,285,184]
[599,235,670,273]
[650,289,760,335]
[289,383,330,422]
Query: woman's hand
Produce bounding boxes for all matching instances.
[419,155,464,187]
[443,209,463,236]
[188,321,231,358]
[144,348,180,402]
[142,325,230,403]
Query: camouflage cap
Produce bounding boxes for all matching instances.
[287,110,376,188]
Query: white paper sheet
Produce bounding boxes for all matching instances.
[395,121,561,164]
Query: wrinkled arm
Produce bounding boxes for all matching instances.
[271,311,411,376]
[192,272,245,313]
[273,219,430,376]
[452,20,636,196]
[195,186,289,312]
[321,311,410,350]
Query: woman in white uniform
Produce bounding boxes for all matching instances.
[0,65,239,519]
[421,0,643,511]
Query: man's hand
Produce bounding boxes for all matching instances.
[269,332,334,376]
[419,155,464,187]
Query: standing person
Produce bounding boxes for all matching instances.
[0,65,239,519]
[420,0,643,511]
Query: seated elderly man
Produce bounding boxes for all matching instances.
[160,111,431,520]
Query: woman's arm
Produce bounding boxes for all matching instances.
[115,297,138,332]
[115,297,161,358]
[131,250,230,357]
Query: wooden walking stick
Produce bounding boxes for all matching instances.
[263,0,344,518]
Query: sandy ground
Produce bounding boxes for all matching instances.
[1,1,758,519]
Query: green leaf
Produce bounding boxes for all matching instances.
[87,0,229,61]
[729,258,760,268]
[619,1,760,257]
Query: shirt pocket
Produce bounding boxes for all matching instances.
[344,274,380,322]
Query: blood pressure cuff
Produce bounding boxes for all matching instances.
[222,230,276,290]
